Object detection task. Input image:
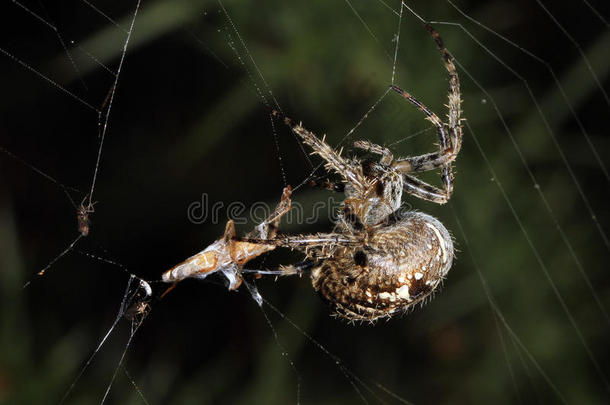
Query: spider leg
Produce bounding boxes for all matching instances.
[309,177,346,193]
[235,232,362,276]
[389,85,457,171]
[235,232,362,250]
[271,110,368,193]
[247,185,292,239]
[353,140,393,165]
[423,23,463,198]
[393,149,457,172]
[388,24,463,204]
[389,86,456,203]
[425,23,462,146]
[227,185,293,265]
[403,174,450,204]
[278,260,316,276]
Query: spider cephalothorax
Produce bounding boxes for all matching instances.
[162,23,462,322]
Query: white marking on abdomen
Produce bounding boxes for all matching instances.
[426,222,448,264]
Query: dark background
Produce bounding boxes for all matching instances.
[1,0,609,403]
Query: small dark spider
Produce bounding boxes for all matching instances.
[124,300,150,322]
[77,196,96,236]
[125,280,153,324]
[163,23,462,322]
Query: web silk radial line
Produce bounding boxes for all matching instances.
[261,297,405,404]
[59,275,138,405]
[343,0,393,63]
[80,0,128,33]
[76,45,118,77]
[268,113,288,187]
[3,120,93,286]
[446,0,610,184]
[430,23,610,244]
[339,87,391,148]
[464,121,610,392]
[123,368,151,405]
[101,308,150,404]
[220,31,294,183]
[11,0,87,90]
[445,41,610,324]
[217,1,308,182]
[223,30,269,107]
[88,0,142,206]
[76,249,156,300]
[534,0,610,109]
[11,0,120,78]
[490,305,522,403]
[374,0,400,17]
[434,18,610,321]
[185,28,229,69]
[399,1,426,24]
[0,146,81,209]
[265,101,384,196]
[21,235,81,288]
[449,206,568,405]
[448,205,522,403]
[0,46,100,113]
[374,383,415,405]
[390,1,404,85]
[279,86,389,195]
[243,281,301,405]
[387,126,435,147]
[580,0,610,27]
[23,234,83,287]
[217,0,283,114]
[510,336,545,402]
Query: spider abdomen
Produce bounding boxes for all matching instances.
[311,212,454,321]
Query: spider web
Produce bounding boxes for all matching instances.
[2,0,609,403]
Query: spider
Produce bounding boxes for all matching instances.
[162,23,462,321]
[124,300,151,325]
[77,196,96,236]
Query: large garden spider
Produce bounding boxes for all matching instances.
[163,23,462,321]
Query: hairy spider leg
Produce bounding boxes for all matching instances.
[385,24,463,205]
[389,86,456,172]
[236,233,362,250]
[308,176,346,193]
[425,22,462,147]
[271,110,369,194]
[247,185,292,240]
[382,23,463,205]
[426,22,463,198]
[388,85,455,204]
[352,140,394,165]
